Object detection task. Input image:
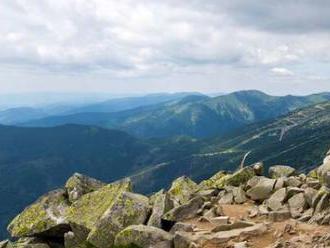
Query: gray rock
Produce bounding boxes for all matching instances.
[209,216,229,226]
[170,222,195,234]
[218,192,234,205]
[168,176,198,205]
[233,186,247,204]
[252,162,264,176]
[162,196,204,222]
[246,178,276,201]
[234,242,248,248]
[267,188,287,211]
[268,210,291,222]
[87,192,150,248]
[0,240,8,248]
[306,179,321,190]
[65,173,106,203]
[314,192,330,214]
[115,225,173,248]
[203,207,216,219]
[304,187,318,207]
[148,190,174,228]
[246,176,267,189]
[288,193,307,218]
[298,208,313,222]
[7,189,70,238]
[274,177,285,190]
[285,177,302,188]
[173,232,197,248]
[286,187,304,200]
[211,221,254,232]
[6,238,51,248]
[269,165,296,179]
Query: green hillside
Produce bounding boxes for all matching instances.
[24,91,330,138]
[132,101,330,193]
[0,101,329,239]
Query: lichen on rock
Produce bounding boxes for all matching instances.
[7,189,70,238]
[65,173,106,203]
[87,192,150,248]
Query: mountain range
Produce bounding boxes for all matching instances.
[0,94,329,238]
[21,90,330,138]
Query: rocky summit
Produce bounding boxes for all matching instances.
[3,150,330,248]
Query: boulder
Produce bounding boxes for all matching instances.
[168,176,198,205]
[162,196,204,222]
[218,191,234,205]
[252,162,264,176]
[209,216,229,226]
[114,225,173,248]
[87,192,150,248]
[267,188,287,211]
[233,186,247,204]
[66,179,132,243]
[323,149,330,164]
[6,238,51,248]
[312,186,330,211]
[288,193,307,217]
[274,177,285,190]
[170,222,194,234]
[269,165,296,179]
[64,231,94,248]
[285,177,302,188]
[304,187,318,207]
[205,223,267,245]
[7,189,70,238]
[286,187,304,201]
[268,210,291,222]
[148,190,174,228]
[221,167,255,188]
[246,178,276,201]
[198,171,227,190]
[211,221,253,232]
[298,208,313,222]
[173,232,198,248]
[0,240,8,248]
[65,173,106,203]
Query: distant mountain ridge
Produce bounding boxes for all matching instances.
[0,92,202,125]
[0,101,330,238]
[23,90,330,138]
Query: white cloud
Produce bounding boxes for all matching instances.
[271,67,295,77]
[0,0,329,94]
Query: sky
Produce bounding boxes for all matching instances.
[0,0,330,95]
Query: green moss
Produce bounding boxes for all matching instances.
[66,179,132,230]
[212,167,255,188]
[168,176,198,204]
[199,171,227,189]
[8,190,68,238]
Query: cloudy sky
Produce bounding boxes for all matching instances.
[1,0,330,95]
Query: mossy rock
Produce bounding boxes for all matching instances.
[212,167,255,189]
[162,196,204,222]
[0,240,8,248]
[6,238,50,248]
[7,189,70,238]
[147,190,174,228]
[65,173,106,203]
[269,165,296,179]
[66,179,132,234]
[198,171,227,189]
[168,176,198,205]
[64,231,98,248]
[114,225,173,248]
[87,192,150,248]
